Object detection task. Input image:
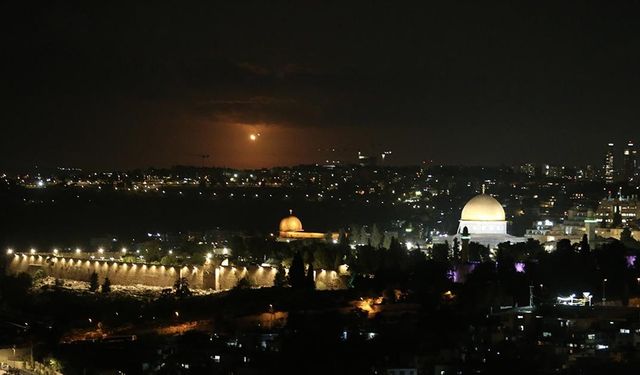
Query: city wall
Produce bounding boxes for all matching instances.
[6,254,346,291]
[8,254,204,288]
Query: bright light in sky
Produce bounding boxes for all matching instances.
[249,134,257,141]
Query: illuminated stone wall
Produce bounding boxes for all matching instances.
[6,254,347,291]
[7,254,205,289]
[314,269,346,290]
[216,265,278,290]
[215,266,347,290]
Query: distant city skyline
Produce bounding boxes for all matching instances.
[1,142,638,173]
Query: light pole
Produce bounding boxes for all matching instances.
[602,278,608,305]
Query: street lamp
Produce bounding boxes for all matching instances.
[602,278,608,305]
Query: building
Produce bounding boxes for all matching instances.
[525,208,598,247]
[277,210,339,242]
[623,141,638,182]
[456,192,526,248]
[543,164,565,178]
[436,190,525,251]
[458,193,508,235]
[604,143,615,184]
[595,194,640,226]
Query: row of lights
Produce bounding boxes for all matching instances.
[4,247,151,255]
[6,247,111,255]
[7,248,202,261]
[6,247,202,256]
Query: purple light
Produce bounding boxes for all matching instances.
[467,263,477,273]
[626,255,636,268]
[447,269,459,283]
[514,262,525,273]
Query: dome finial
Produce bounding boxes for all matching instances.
[289,208,293,215]
[482,184,486,195]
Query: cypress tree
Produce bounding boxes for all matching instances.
[89,272,99,292]
[289,251,306,288]
[306,261,315,289]
[101,277,111,294]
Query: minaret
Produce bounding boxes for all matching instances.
[461,226,471,262]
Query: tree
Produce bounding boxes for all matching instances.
[306,260,315,289]
[387,237,406,269]
[432,242,449,263]
[289,251,306,288]
[452,237,460,261]
[611,212,623,228]
[273,263,288,287]
[101,277,111,294]
[338,229,349,247]
[371,224,382,248]
[468,242,489,262]
[556,239,574,255]
[350,224,361,245]
[382,234,392,250]
[579,234,590,254]
[89,272,99,292]
[620,227,640,249]
[173,277,192,298]
[32,269,46,283]
[234,277,252,290]
[230,235,250,261]
[139,240,165,262]
[160,255,178,266]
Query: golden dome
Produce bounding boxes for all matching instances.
[279,214,303,232]
[460,194,506,221]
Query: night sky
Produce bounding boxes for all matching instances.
[2,1,640,170]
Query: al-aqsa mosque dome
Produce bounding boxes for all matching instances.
[458,193,507,235]
[279,212,303,233]
[277,210,339,242]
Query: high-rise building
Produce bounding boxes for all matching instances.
[603,143,615,184]
[623,141,637,182]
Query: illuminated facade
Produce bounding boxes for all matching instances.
[595,195,640,225]
[458,193,507,235]
[277,210,339,241]
[604,142,615,184]
[437,192,525,252]
[623,141,638,182]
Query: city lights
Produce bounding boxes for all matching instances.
[3,5,640,372]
